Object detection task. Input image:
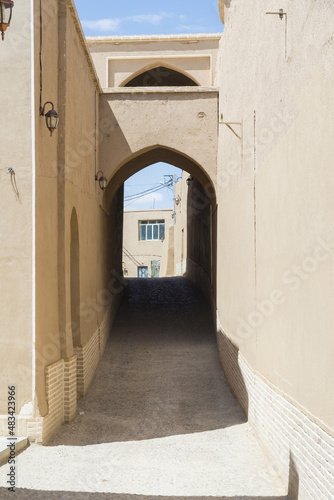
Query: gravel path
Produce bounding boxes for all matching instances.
[0,278,288,499]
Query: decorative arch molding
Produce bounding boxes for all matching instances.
[103,145,216,213]
[120,62,200,87]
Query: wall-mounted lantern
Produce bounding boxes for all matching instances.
[95,171,107,190]
[0,0,14,40]
[40,101,59,136]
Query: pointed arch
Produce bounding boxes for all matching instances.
[104,145,216,211]
[120,63,199,87]
[102,145,217,305]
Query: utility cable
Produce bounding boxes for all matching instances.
[124,183,169,201]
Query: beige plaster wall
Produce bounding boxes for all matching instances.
[217,0,334,429]
[34,0,122,420]
[123,209,172,277]
[100,89,219,207]
[173,173,188,275]
[86,34,222,88]
[0,1,34,415]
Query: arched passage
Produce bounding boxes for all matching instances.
[104,146,216,204]
[104,146,217,307]
[123,65,199,87]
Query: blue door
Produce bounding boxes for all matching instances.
[151,260,161,278]
[138,266,148,278]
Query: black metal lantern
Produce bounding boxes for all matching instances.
[40,101,59,136]
[95,171,107,190]
[0,0,14,40]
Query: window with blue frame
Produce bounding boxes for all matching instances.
[139,220,165,241]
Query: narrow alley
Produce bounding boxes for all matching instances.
[0,278,288,499]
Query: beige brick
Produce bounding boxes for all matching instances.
[217,321,334,498]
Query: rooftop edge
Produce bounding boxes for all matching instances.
[86,33,223,43]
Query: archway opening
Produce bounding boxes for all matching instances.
[122,162,184,279]
[104,147,217,307]
[124,66,198,87]
[86,150,223,443]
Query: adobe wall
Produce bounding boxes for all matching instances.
[217,0,334,495]
[100,88,219,206]
[123,209,173,278]
[31,0,123,442]
[0,0,35,418]
[173,174,188,276]
[86,34,221,89]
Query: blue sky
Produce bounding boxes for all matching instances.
[123,163,183,212]
[75,1,223,210]
[75,0,223,37]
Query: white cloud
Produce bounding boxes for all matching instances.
[81,18,121,32]
[128,14,167,25]
[176,24,209,32]
[127,12,175,25]
[82,12,186,33]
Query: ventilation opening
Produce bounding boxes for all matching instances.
[124,66,198,87]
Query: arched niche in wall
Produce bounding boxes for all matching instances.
[70,208,81,347]
[121,64,199,87]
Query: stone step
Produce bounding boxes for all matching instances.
[0,437,28,464]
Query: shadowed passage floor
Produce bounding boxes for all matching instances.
[50,277,246,445]
[0,277,287,497]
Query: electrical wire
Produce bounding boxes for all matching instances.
[124,185,171,209]
[124,182,170,201]
[122,246,142,267]
[123,178,174,209]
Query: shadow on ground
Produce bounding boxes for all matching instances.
[0,490,290,500]
[48,278,246,446]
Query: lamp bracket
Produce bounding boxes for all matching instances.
[219,115,243,141]
[40,101,54,116]
[266,10,287,20]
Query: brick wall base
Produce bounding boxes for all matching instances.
[42,355,77,443]
[41,302,116,442]
[0,415,43,443]
[0,302,118,444]
[0,356,78,444]
[216,316,334,499]
[74,302,113,398]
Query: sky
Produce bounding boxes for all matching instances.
[75,0,223,37]
[123,163,183,212]
[75,1,223,210]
